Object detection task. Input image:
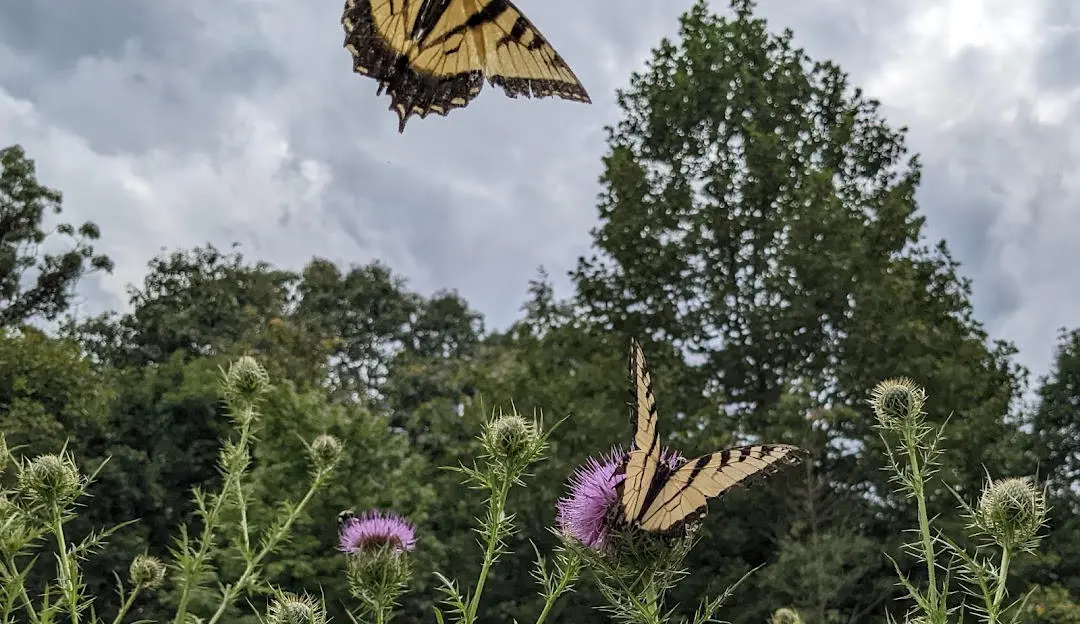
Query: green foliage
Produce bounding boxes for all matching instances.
[0,327,112,459]
[0,145,114,328]
[1020,585,1080,624]
[0,357,341,624]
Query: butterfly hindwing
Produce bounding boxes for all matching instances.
[636,444,803,533]
[342,0,590,132]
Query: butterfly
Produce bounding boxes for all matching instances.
[342,0,590,132]
[615,339,805,534]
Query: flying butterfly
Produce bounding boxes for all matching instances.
[614,339,805,535]
[341,0,591,132]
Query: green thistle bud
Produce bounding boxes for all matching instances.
[971,476,1048,551]
[869,377,926,431]
[482,409,540,466]
[220,439,251,476]
[129,554,166,588]
[223,356,270,413]
[309,434,343,472]
[771,608,805,624]
[0,433,10,476]
[17,453,83,509]
[265,591,327,624]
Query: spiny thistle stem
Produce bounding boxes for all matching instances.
[532,551,580,624]
[906,433,938,606]
[206,470,329,624]
[171,420,255,624]
[466,475,512,623]
[50,501,80,624]
[988,545,1012,623]
[110,587,140,624]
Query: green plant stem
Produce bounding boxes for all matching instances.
[990,545,1013,622]
[205,470,330,624]
[50,503,80,624]
[171,423,254,624]
[110,586,141,624]
[907,432,938,607]
[533,555,578,624]
[465,474,512,624]
[2,552,41,624]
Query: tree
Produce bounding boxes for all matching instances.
[0,326,112,460]
[1029,328,1080,598]
[0,145,113,327]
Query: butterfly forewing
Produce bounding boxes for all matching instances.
[618,339,662,523]
[343,0,589,132]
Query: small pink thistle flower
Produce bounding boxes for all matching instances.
[556,446,684,551]
[338,509,417,554]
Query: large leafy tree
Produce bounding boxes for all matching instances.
[0,145,113,328]
[1029,329,1080,599]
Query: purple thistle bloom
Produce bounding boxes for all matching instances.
[556,446,684,551]
[338,509,417,554]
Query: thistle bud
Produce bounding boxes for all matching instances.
[869,377,926,431]
[16,453,83,510]
[309,434,343,472]
[129,554,166,588]
[265,591,327,624]
[971,477,1048,551]
[223,356,270,413]
[481,409,540,467]
[771,608,805,624]
[0,433,10,476]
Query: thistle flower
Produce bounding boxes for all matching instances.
[338,509,417,554]
[556,446,684,551]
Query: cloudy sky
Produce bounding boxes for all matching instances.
[1,0,1077,381]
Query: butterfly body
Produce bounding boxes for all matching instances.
[342,0,590,132]
[614,340,805,536]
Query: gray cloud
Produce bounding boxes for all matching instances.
[0,0,1077,382]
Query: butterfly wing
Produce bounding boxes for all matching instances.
[636,444,803,533]
[342,0,590,132]
[616,338,662,524]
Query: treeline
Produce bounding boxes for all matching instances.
[3,0,1080,622]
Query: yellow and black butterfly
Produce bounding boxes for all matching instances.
[615,339,805,535]
[341,0,591,132]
